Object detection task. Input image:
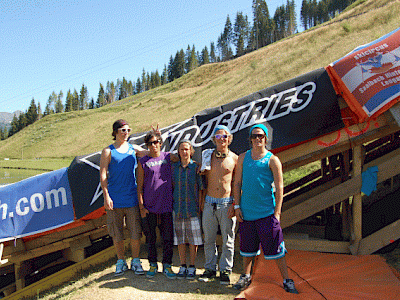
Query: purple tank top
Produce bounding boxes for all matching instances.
[140,152,173,213]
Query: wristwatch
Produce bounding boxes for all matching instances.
[234,204,240,210]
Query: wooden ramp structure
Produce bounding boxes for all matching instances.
[1,103,400,298]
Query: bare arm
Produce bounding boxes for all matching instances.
[136,161,149,218]
[227,153,238,218]
[270,154,284,222]
[232,153,245,222]
[131,144,149,158]
[100,147,113,210]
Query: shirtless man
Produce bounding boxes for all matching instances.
[198,125,238,285]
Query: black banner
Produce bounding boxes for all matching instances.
[67,152,103,220]
[70,67,344,220]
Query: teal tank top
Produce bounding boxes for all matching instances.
[107,143,138,208]
[241,150,275,221]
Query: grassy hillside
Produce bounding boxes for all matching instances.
[0,0,399,160]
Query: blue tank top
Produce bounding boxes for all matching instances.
[241,150,275,221]
[107,143,138,208]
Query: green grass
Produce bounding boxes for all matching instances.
[0,0,398,161]
[0,158,71,170]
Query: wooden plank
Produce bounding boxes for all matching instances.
[0,283,16,297]
[351,145,363,253]
[62,248,85,263]
[282,152,400,229]
[69,236,92,252]
[283,177,342,211]
[4,241,129,300]
[357,220,400,255]
[389,102,400,126]
[2,215,107,258]
[280,117,399,172]
[285,238,350,254]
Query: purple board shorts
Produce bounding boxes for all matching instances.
[239,215,287,259]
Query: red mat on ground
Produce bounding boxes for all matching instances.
[235,250,400,300]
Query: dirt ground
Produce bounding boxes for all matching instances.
[34,240,400,300]
[37,246,245,300]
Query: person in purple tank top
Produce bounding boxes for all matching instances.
[137,130,179,279]
[100,119,148,276]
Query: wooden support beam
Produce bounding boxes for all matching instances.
[285,237,350,254]
[62,248,85,263]
[282,152,400,230]
[280,114,399,172]
[63,236,92,262]
[0,282,16,297]
[357,219,400,255]
[351,145,363,254]
[14,262,26,291]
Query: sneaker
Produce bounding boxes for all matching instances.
[283,279,299,294]
[146,262,158,278]
[233,274,251,290]
[198,269,217,282]
[131,258,145,275]
[115,259,128,276]
[186,266,196,280]
[163,264,177,280]
[219,270,231,285]
[177,266,187,279]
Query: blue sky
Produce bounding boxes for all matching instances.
[0,0,302,113]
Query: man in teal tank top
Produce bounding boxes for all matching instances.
[232,124,298,294]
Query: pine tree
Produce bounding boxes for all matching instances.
[200,46,210,65]
[44,91,57,115]
[210,42,217,63]
[72,89,79,111]
[26,98,38,125]
[37,102,42,119]
[154,70,161,87]
[55,90,64,113]
[161,64,168,85]
[253,0,273,47]
[300,0,310,30]
[141,69,147,92]
[97,83,105,107]
[135,77,142,94]
[65,90,73,112]
[89,98,95,109]
[234,12,250,56]
[79,84,88,110]
[286,0,297,36]
[1,126,7,140]
[17,112,27,132]
[106,81,116,103]
[185,45,191,73]
[217,15,233,61]
[187,45,198,72]
[167,55,175,82]
[8,115,18,137]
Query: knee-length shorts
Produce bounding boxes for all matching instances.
[239,215,287,260]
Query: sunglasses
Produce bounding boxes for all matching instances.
[147,140,160,146]
[215,134,228,139]
[118,128,131,133]
[250,133,266,140]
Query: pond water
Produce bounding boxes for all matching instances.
[0,168,47,186]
